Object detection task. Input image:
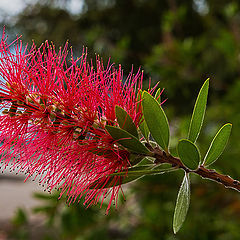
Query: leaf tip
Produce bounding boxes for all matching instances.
[142,90,148,97]
[173,227,178,235]
[115,105,121,111]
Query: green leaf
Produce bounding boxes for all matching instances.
[105,125,150,154]
[177,139,200,170]
[139,120,150,140]
[129,153,145,165]
[89,149,115,157]
[136,90,150,140]
[135,156,154,165]
[136,89,143,113]
[188,79,209,143]
[91,175,144,189]
[115,105,139,138]
[173,172,190,234]
[110,164,154,176]
[90,164,175,189]
[142,91,170,151]
[111,165,175,176]
[155,88,161,103]
[203,123,232,166]
[103,165,152,188]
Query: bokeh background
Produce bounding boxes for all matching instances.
[0,0,240,239]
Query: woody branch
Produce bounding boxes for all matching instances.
[152,146,240,192]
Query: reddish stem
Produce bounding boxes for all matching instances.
[153,147,240,192]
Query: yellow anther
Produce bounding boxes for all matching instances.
[2,109,9,115]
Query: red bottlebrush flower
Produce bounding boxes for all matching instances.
[0,31,152,213]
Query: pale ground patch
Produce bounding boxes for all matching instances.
[0,169,44,220]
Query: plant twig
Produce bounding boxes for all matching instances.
[153,147,240,192]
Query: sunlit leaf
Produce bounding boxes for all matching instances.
[115,105,139,138]
[155,88,161,103]
[105,125,150,154]
[90,165,175,189]
[173,172,190,234]
[129,153,145,165]
[135,156,154,165]
[136,89,143,113]
[142,91,169,151]
[136,91,150,141]
[177,139,200,170]
[111,165,175,176]
[139,120,150,140]
[188,79,209,143]
[203,123,232,166]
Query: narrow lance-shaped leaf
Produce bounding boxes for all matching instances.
[177,139,200,170]
[111,165,175,176]
[142,91,170,151]
[89,164,152,189]
[173,172,190,234]
[136,89,142,113]
[90,164,175,189]
[115,105,139,138]
[139,120,150,141]
[155,88,161,103]
[203,123,232,166]
[188,79,209,143]
[136,90,150,141]
[90,175,143,189]
[105,125,150,154]
[129,153,145,165]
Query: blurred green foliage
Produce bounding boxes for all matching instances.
[10,208,29,240]
[2,0,240,239]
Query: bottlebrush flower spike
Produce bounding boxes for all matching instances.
[0,30,152,213]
